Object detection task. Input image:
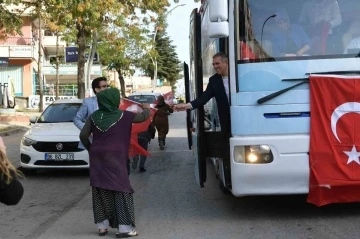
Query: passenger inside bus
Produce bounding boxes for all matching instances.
[238,0,360,61]
[271,9,312,57]
[298,0,342,55]
[343,38,360,54]
[298,0,342,34]
[342,20,360,53]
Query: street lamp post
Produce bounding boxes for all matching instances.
[151,4,186,92]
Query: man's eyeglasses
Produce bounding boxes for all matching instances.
[98,85,109,89]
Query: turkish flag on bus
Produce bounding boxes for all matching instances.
[119,98,156,157]
[308,75,360,206]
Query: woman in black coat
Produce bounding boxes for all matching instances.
[0,136,24,205]
[153,95,173,150]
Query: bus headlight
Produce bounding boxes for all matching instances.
[233,145,273,164]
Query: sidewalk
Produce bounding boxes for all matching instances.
[0,124,28,137]
[0,110,40,127]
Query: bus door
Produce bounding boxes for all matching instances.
[184,62,192,150]
[187,9,232,188]
[187,9,207,187]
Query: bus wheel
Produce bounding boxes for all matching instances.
[219,179,231,194]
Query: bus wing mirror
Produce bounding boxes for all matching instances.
[209,22,229,38]
[209,0,228,22]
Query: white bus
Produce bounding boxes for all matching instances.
[184,0,360,196]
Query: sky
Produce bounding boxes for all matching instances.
[166,0,200,96]
[166,0,201,65]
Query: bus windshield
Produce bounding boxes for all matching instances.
[238,0,360,63]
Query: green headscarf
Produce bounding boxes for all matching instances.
[91,88,123,132]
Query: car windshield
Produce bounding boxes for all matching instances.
[37,103,81,123]
[238,0,360,62]
[129,95,156,103]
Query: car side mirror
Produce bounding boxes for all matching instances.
[29,116,38,124]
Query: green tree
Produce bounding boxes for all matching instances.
[0,0,24,39]
[98,20,148,97]
[143,30,182,91]
[62,0,175,99]
[96,1,182,97]
[146,3,185,91]
[43,0,68,99]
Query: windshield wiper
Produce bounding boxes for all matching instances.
[257,78,309,104]
[257,71,360,104]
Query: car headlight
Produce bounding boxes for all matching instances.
[22,137,37,146]
[233,145,273,164]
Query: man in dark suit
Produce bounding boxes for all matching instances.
[174,52,230,132]
[174,52,231,187]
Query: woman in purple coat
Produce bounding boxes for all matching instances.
[80,88,150,238]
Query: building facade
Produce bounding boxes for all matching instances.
[0,5,101,103]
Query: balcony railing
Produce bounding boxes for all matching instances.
[42,64,102,75]
[0,37,34,45]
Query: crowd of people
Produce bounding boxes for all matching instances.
[0,51,230,238]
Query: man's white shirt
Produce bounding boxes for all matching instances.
[222,76,229,102]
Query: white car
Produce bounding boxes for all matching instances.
[20,99,89,170]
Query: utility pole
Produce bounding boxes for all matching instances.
[37,2,44,112]
[55,31,60,100]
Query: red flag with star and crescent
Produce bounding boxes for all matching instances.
[308,75,360,206]
[163,91,175,105]
[119,98,157,158]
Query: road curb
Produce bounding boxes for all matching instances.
[0,127,27,137]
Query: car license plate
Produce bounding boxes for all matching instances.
[45,153,74,161]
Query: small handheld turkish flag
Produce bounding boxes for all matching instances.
[119,98,157,157]
[308,75,360,206]
[163,91,174,105]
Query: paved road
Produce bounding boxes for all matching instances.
[2,112,360,239]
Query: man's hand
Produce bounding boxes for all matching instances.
[142,103,150,110]
[173,103,192,111]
